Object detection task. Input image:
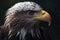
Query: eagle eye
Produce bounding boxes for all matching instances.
[27,11,35,15]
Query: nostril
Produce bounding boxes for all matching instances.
[42,13,45,15]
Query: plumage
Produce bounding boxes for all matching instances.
[0,1,52,40]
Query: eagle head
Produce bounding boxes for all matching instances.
[3,1,52,40]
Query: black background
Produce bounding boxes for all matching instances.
[0,0,60,40]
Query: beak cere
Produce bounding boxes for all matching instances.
[33,10,52,26]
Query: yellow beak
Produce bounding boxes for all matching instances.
[33,10,52,26]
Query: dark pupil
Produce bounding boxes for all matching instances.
[29,11,34,15]
[27,11,36,15]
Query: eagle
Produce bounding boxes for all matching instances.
[0,1,52,40]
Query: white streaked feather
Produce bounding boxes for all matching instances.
[8,2,42,12]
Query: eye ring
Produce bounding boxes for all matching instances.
[27,11,35,15]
